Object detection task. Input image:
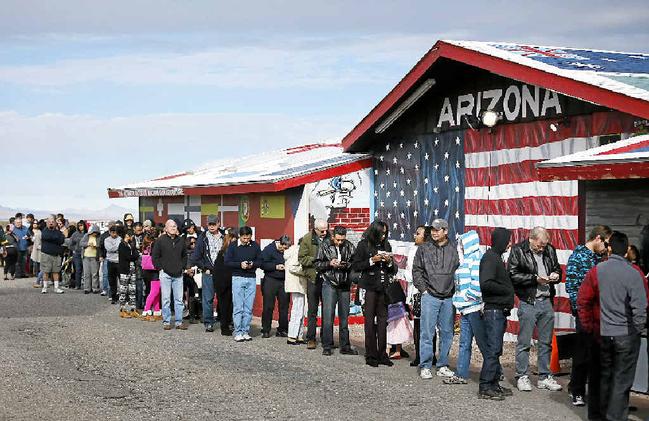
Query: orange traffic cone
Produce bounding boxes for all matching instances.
[550,332,561,374]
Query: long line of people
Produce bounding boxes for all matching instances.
[3,210,648,419]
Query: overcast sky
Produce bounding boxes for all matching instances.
[2,0,649,213]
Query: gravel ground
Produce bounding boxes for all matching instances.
[1,272,647,421]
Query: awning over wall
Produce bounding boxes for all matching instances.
[536,134,649,181]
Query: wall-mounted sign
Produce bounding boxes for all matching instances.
[239,195,250,226]
[111,188,184,198]
[437,83,563,128]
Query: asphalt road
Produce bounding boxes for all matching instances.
[1,273,647,421]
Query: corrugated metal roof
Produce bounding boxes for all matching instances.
[538,133,649,167]
[110,142,371,191]
[446,41,649,102]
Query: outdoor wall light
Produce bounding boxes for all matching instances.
[480,110,502,128]
[550,117,571,132]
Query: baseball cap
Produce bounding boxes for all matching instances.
[143,220,152,227]
[207,215,220,225]
[431,218,449,231]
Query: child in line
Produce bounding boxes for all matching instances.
[140,234,161,321]
[118,230,139,318]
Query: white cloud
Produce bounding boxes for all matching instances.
[0,110,354,210]
[0,35,435,88]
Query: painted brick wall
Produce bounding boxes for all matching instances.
[329,207,371,231]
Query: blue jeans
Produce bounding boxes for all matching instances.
[202,273,215,326]
[73,253,83,288]
[457,311,488,379]
[102,260,109,293]
[480,309,507,391]
[159,270,184,326]
[232,276,256,336]
[321,281,350,350]
[516,299,554,379]
[419,293,454,369]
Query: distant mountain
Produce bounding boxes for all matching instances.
[0,204,137,222]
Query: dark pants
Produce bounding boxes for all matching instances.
[72,253,83,288]
[413,318,420,362]
[262,277,289,334]
[16,250,26,277]
[364,289,388,361]
[183,274,201,320]
[587,336,602,421]
[4,250,17,277]
[214,274,233,333]
[107,262,120,301]
[479,309,507,392]
[600,333,641,421]
[321,281,350,351]
[570,316,591,397]
[306,277,324,341]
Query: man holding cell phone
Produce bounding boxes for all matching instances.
[508,226,562,393]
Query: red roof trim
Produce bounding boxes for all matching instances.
[537,161,649,181]
[598,138,649,155]
[108,158,373,198]
[342,40,649,152]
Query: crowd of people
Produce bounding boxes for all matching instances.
[1,210,648,420]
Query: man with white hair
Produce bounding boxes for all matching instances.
[508,226,562,392]
[298,219,329,350]
[40,215,66,294]
[152,220,190,330]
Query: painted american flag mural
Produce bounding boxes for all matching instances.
[379,111,637,336]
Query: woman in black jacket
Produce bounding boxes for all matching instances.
[213,229,237,335]
[352,220,397,367]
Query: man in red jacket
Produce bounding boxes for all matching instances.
[578,231,648,421]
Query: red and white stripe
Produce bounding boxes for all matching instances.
[463,112,636,335]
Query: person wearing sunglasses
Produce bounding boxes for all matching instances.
[564,225,611,413]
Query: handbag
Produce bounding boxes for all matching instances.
[141,254,156,271]
[412,292,422,318]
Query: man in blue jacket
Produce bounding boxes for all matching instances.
[12,217,31,278]
[40,215,65,294]
[261,235,291,338]
[188,215,225,333]
[224,226,262,342]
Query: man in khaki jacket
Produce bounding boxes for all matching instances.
[298,219,329,349]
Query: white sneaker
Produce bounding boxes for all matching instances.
[572,394,585,406]
[436,366,455,377]
[54,288,64,294]
[517,375,533,392]
[537,375,562,391]
[243,333,252,341]
[420,368,433,379]
[41,288,47,294]
[234,335,245,342]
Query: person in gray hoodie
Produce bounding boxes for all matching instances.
[104,226,122,304]
[80,224,101,294]
[69,220,87,289]
[413,218,460,380]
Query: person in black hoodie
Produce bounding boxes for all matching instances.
[261,235,291,338]
[478,227,514,400]
[118,230,139,318]
[352,220,397,367]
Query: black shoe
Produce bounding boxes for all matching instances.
[111,300,117,305]
[262,332,271,339]
[365,357,379,367]
[340,347,358,355]
[189,318,200,324]
[378,356,394,367]
[497,385,513,397]
[322,349,333,356]
[275,330,288,337]
[399,349,410,358]
[410,358,420,367]
[478,389,505,401]
[205,325,214,333]
[84,291,90,295]
[221,329,233,336]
